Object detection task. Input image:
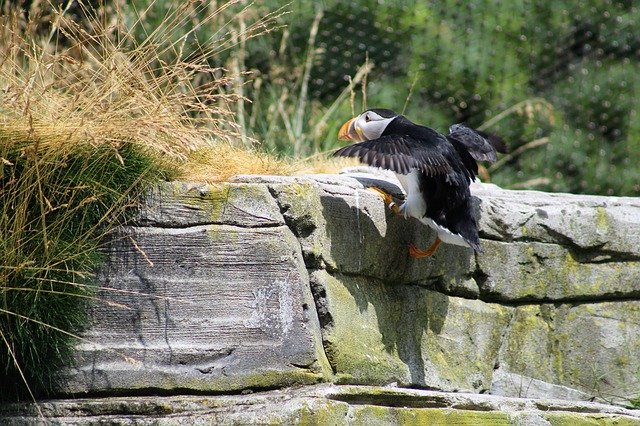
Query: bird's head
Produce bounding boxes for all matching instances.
[338,108,398,142]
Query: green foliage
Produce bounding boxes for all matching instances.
[223,0,640,195]
[26,0,637,195]
[0,143,162,400]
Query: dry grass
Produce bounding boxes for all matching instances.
[0,3,250,162]
[179,143,358,183]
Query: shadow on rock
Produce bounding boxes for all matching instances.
[314,184,462,387]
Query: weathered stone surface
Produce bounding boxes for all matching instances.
[477,240,640,301]
[63,182,330,395]
[310,270,410,386]
[42,172,640,416]
[238,172,640,302]
[473,185,640,256]
[494,302,640,406]
[554,301,640,405]
[137,181,284,228]
[3,385,639,425]
[310,269,511,392]
[496,305,559,387]
[473,184,640,302]
[245,173,479,298]
[491,369,594,402]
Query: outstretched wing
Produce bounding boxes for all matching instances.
[447,124,497,163]
[333,135,452,177]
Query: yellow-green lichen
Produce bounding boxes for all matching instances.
[146,368,324,395]
[551,331,569,382]
[301,396,515,425]
[595,206,610,233]
[419,296,511,391]
[544,412,638,425]
[328,317,409,385]
[180,182,278,224]
[206,224,238,243]
[353,406,512,425]
[320,272,411,384]
[297,400,350,424]
[228,369,324,390]
[192,182,232,223]
[504,305,555,380]
[281,183,320,213]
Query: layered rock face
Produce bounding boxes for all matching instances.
[4,171,640,423]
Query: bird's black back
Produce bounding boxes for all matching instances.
[417,170,480,251]
[383,116,481,250]
[382,116,478,183]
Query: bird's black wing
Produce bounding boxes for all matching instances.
[333,135,452,176]
[447,124,497,163]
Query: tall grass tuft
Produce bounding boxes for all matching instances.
[0,0,272,399]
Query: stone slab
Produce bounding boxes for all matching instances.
[53,173,640,409]
[253,174,479,297]
[137,181,284,228]
[494,302,640,406]
[477,240,640,301]
[63,220,330,394]
[491,369,594,402]
[554,301,640,406]
[473,185,640,258]
[237,172,640,301]
[3,385,639,425]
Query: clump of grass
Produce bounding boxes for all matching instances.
[0,0,276,400]
[0,141,160,400]
[178,143,358,183]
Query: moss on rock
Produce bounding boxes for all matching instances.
[477,240,640,301]
[312,269,511,391]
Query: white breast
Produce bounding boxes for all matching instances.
[394,169,471,248]
[394,169,426,220]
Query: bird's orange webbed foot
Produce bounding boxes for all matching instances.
[367,186,401,215]
[408,238,442,258]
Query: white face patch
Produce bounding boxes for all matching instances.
[353,111,396,141]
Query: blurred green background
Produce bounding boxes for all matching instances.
[259,0,640,196]
[17,0,640,195]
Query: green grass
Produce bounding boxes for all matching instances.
[0,144,163,399]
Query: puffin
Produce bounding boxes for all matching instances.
[334,108,497,257]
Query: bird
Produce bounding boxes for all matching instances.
[333,108,498,257]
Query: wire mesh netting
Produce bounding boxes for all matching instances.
[265,0,640,196]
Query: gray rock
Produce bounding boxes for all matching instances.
[494,302,640,406]
[476,240,640,301]
[137,181,284,228]
[62,182,330,395]
[553,301,640,406]
[46,172,640,414]
[2,384,638,425]
[244,173,479,297]
[491,369,593,401]
[473,185,640,257]
[309,269,511,392]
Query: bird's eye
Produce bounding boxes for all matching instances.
[365,114,370,122]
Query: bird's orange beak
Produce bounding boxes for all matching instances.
[338,117,360,141]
